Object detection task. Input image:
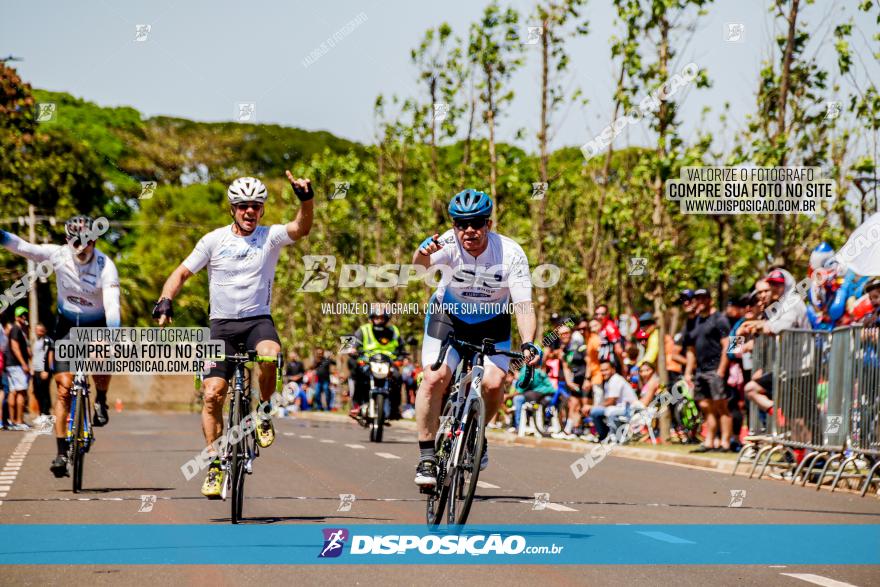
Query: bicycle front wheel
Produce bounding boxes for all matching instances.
[230,386,246,524]
[71,392,85,493]
[426,399,454,526]
[447,395,485,526]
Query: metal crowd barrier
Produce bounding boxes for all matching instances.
[732,325,880,497]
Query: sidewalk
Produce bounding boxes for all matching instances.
[289,410,736,474]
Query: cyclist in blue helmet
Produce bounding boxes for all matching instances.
[410,189,542,488]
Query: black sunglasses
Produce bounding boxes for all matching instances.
[453,217,488,230]
[234,202,263,212]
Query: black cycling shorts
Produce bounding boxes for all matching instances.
[54,315,107,373]
[205,315,280,380]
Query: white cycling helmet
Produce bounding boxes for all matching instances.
[227,177,268,205]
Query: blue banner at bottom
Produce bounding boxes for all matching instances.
[0,525,877,565]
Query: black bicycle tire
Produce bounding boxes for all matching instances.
[373,393,385,443]
[71,390,85,493]
[426,399,454,526]
[230,383,245,524]
[447,395,485,526]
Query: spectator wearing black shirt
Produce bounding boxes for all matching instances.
[4,307,32,430]
[311,348,335,411]
[284,350,305,386]
[684,289,732,452]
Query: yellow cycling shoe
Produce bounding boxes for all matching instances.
[255,417,275,448]
[201,460,224,499]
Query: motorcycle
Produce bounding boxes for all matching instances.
[355,351,401,443]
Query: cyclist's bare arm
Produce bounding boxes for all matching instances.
[513,301,539,365]
[285,172,314,241]
[156,264,194,325]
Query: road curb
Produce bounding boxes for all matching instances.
[290,411,736,474]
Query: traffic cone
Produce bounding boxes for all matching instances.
[115,398,123,413]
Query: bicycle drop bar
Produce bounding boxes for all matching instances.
[430,332,534,387]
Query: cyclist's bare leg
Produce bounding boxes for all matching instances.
[201,376,228,450]
[53,372,73,438]
[255,340,281,404]
[416,364,452,442]
[480,363,505,425]
[567,395,582,430]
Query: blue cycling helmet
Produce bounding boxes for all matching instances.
[448,189,493,219]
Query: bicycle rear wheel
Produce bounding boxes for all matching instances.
[230,386,246,524]
[71,391,85,493]
[447,395,485,526]
[426,399,454,526]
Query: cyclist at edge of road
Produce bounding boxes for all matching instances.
[411,188,542,487]
[152,172,314,498]
[0,215,121,477]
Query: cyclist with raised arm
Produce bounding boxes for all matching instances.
[411,189,541,487]
[1,216,121,477]
[152,173,313,498]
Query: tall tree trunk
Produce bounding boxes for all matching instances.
[486,65,499,224]
[461,69,477,184]
[533,15,551,335]
[652,16,670,400]
[429,78,439,182]
[773,0,800,262]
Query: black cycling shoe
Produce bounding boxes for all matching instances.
[93,401,109,427]
[50,455,69,478]
[414,459,437,487]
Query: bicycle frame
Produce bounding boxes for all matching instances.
[67,373,92,450]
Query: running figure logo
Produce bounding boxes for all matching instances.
[532,492,550,510]
[138,494,157,513]
[298,255,336,292]
[337,494,356,512]
[728,489,746,508]
[628,257,647,276]
[825,415,842,434]
[319,528,349,558]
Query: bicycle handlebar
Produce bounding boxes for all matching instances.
[430,332,534,388]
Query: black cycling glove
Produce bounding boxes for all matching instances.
[292,181,314,202]
[152,297,174,320]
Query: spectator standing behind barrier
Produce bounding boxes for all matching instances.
[725,296,749,449]
[31,323,54,424]
[860,277,880,326]
[684,288,733,453]
[590,359,638,441]
[311,348,335,411]
[741,271,809,416]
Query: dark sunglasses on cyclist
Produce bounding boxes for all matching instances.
[453,217,488,230]
[234,202,263,212]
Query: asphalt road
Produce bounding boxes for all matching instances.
[1,411,878,586]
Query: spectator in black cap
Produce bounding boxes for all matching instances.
[683,288,734,452]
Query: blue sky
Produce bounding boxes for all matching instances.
[2,0,877,155]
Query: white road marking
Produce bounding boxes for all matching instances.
[780,574,859,587]
[375,452,400,460]
[636,531,695,544]
[544,502,578,512]
[345,444,365,449]
[283,432,295,436]
[320,439,335,444]
[476,481,500,489]
[299,435,313,439]
[0,432,37,507]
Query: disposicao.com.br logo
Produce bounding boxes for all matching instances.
[317,528,563,558]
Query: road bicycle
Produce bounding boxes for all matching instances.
[424,334,533,526]
[197,349,282,524]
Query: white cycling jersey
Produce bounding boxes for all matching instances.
[426,229,532,324]
[183,224,294,320]
[0,231,121,326]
